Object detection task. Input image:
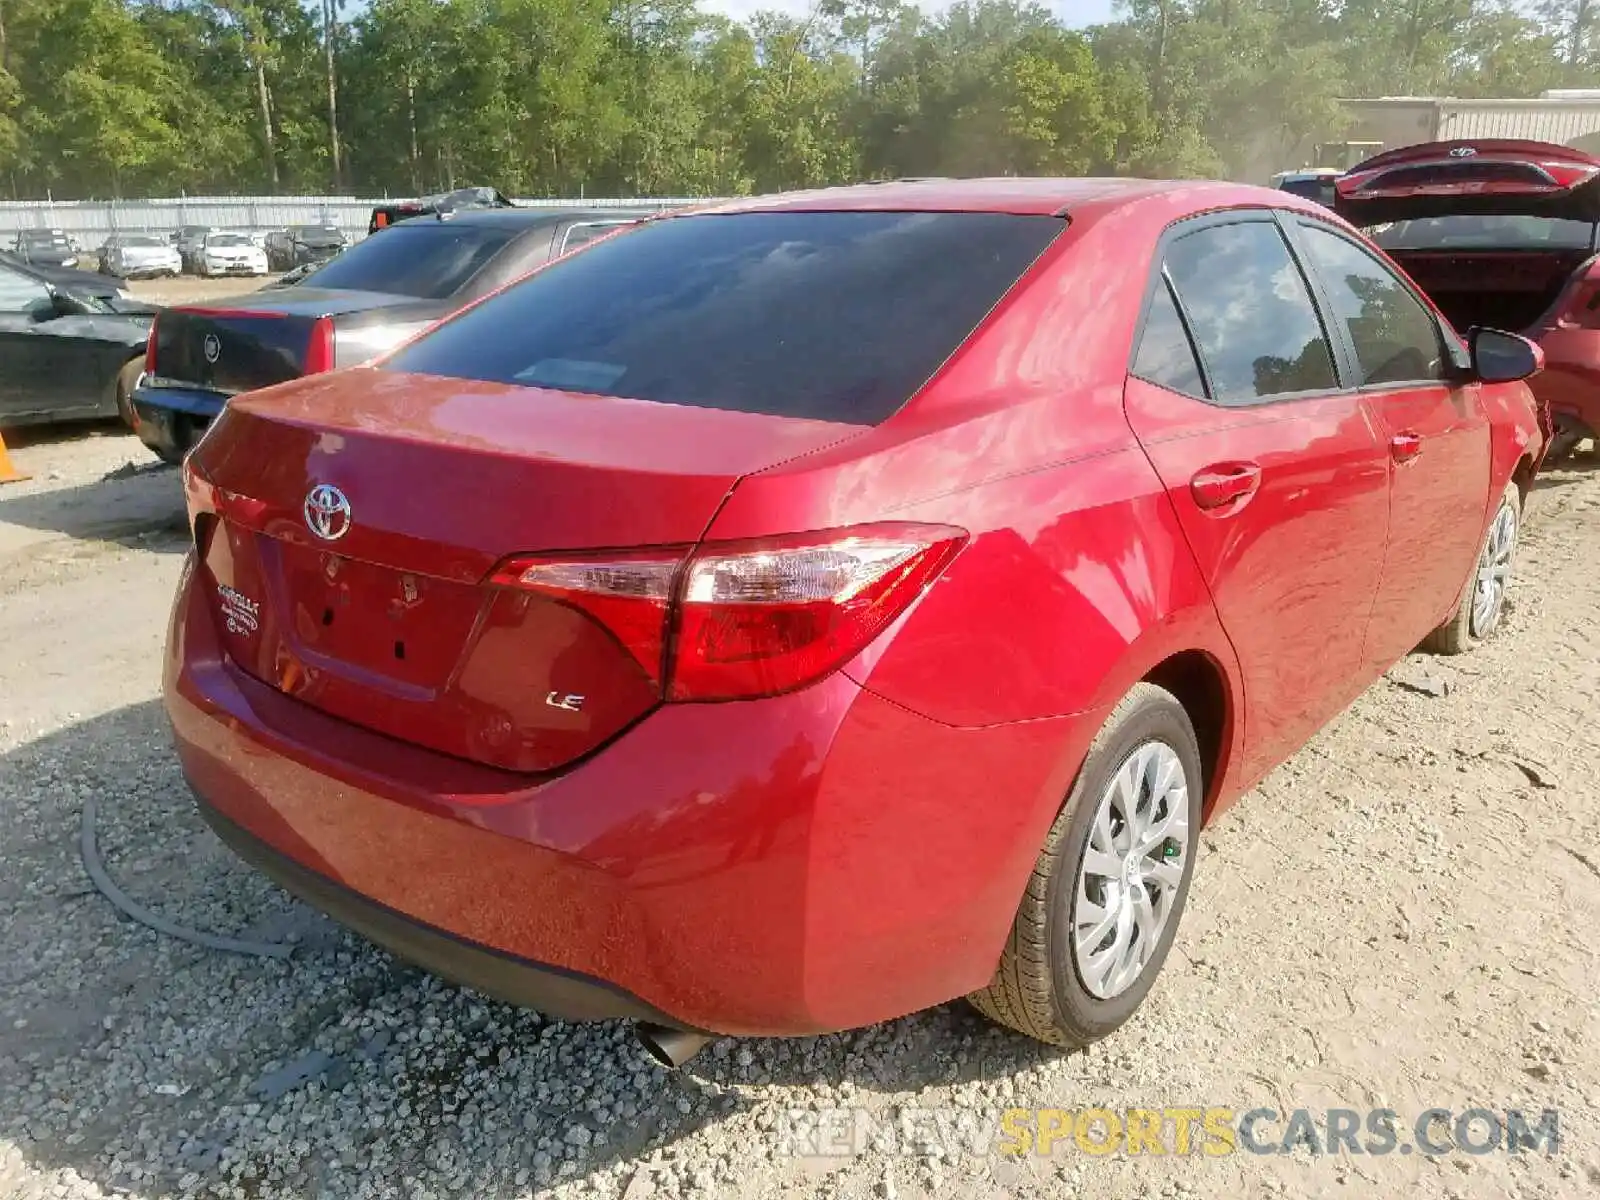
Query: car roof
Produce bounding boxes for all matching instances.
[390,206,668,230]
[684,177,1323,220]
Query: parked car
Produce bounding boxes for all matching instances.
[1271,167,1341,207]
[174,225,215,273]
[0,253,153,428]
[195,231,270,278]
[164,178,1544,1066]
[0,248,135,305]
[12,228,79,268]
[1336,138,1600,460]
[368,185,515,234]
[265,224,348,271]
[99,233,183,279]
[132,206,663,462]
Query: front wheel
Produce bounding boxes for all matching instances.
[968,682,1202,1048]
[1424,482,1520,655]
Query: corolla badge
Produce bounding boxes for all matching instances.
[1448,146,1477,158]
[304,483,353,541]
[202,333,221,363]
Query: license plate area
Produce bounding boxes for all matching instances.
[264,537,485,691]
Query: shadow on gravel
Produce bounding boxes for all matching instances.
[0,461,184,549]
[0,702,1068,1199]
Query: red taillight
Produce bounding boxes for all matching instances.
[303,316,336,374]
[490,523,967,702]
[488,550,684,683]
[144,312,158,375]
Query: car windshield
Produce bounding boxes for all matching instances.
[300,221,520,298]
[1365,214,1597,251]
[207,234,252,247]
[383,210,1063,425]
[122,235,166,248]
[293,226,343,243]
[21,232,69,247]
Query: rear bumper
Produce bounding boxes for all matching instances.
[196,795,694,1027]
[1529,327,1600,435]
[131,385,225,458]
[164,553,1096,1036]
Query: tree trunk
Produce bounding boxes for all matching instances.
[1569,0,1593,71]
[255,53,279,190]
[323,0,342,190]
[405,67,421,193]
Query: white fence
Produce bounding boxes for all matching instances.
[0,195,723,246]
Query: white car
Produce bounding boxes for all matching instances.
[102,234,183,279]
[199,232,270,277]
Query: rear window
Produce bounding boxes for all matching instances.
[383,210,1062,425]
[21,231,68,246]
[1366,214,1596,251]
[301,222,519,299]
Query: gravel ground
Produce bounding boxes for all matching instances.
[122,276,281,307]
[1,426,1598,1200]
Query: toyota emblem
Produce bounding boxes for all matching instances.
[202,333,221,363]
[304,483,352,542]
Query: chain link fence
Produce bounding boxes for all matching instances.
[0,195,725,248]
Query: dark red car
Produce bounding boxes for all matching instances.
[166,178,1544,1066]
[1336,138,1600,459]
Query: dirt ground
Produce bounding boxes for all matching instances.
[123,275,280,307]
[0,423,1597,1200]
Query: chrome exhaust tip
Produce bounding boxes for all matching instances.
[635,1022,713,1068]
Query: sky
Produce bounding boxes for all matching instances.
[696,0,1118,28]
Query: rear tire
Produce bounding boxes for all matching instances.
[968,683,1202,1048]
[114,358,143,430]
[1424,482,1520,655]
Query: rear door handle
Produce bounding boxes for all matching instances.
[1190,462,1262,510]
[1391,431,1423,462]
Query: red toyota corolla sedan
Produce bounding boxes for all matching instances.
[166,178,1545,1066]
[1335,138,1600,460]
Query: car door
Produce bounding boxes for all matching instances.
[1123,212,1393,787]
[1286,217,1493,672]
[0,263,67,422]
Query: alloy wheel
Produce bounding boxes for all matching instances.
[1470,500,1517,640]
[1071,739,1190,1000]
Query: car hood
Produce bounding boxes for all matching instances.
[24,260,127,300]
[1336,139,1600,225]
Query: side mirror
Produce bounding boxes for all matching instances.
[1468,327,1543,384]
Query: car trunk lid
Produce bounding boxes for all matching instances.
[186,371,858,773]
[148,289,411,395]
[1335,138,1600,226]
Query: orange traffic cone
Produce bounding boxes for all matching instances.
[0,428,30,485]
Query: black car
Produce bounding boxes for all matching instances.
[12,228,80,269]
[0,253,153,429]
[367,186,516,234]
[134,205,668,462]
[265,224,349,271]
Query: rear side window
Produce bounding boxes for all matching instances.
[384,210,1063,425]
[1295,225,1446,386]
[1164,221,1338,403]
[1132,277,1207,397]
[304,222,520,299]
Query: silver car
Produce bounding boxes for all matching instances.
[100,233,183,279]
